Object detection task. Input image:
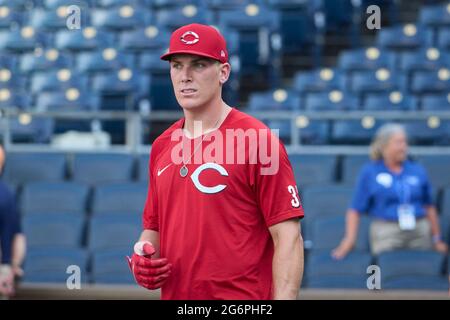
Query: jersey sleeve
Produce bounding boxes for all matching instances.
[142,146,160,231]
[252,131,304,227]
[350,164,372,213]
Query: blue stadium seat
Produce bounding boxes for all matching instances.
[416,155,450,189]
[332,119,383,145]
[0,7,24,29]
[288,154,337,187]
[403,119,450,145]
[21,182,88,215]
[441,187,450,217]
[19,50,72,74]
[350,69,402,96]
[155,4,210,31]
[310,215,371,252]
[0,68,25,90]
[91,6,152,30]
[30,71,88,94]
[92,182,147,215]
[137,153,150,181]
[421,94,450,110]
[0,89,30,110]
[304,90,358,111]
[44,0,92,9]
[72,153,134,185]
[340,154,370,185]
[147,0,201,9]
[94,0,132,7]
[88,214,141,251]
[0,26,49,52]
[296,119,330,145]
[400,48,449,73]
[29,8,73,30]
[9,116,54,144]
[437,28,450,49]
[139,51,169,72]
[377,250,448,290]
[91,249,135,284]
[0,55,16,70]
[24,214,85,248]
[55,27,114,51]
[377,24,425,50]
[23,247,88,284]
[263,119,291,143]
[419,4,450,28]
[91,70,150,99]
[292,68,343,95]
[363,91,417,111]
[247,89,300,111]
[305,251,373,289]
[301,185,353,219]
[338,47,396,72]
[36,89,100,112]
[410,69,450,94]
[119,26,170,52]
[75,49,133,73]
[3,152,66,187]
[207,0,264,10]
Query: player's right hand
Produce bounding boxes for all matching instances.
[126,241,172,290]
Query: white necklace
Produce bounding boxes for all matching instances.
[180,112,223,178]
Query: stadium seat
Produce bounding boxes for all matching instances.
[399,48,449,74]
[288,154,337,187]
[207,0,264,10]
[71,153,134,184]
[419,3,450,28]
[137,153,150,181]
[155,4,210,31]
[21,182,89,215]
[36,89,100,112]
[75,49,133,73]
[30,70,88,94]
[91,248,135,284]
[296,118,330,145]
[416,155,450,189]
[119,26,170,52]
[94,0,132,7]
[331,118,383,145]
[23,214,85,248]
[338,47,396,72]
[437,28,450,49]
[8,116,54,144]
[441,187,450,217]
[377,24,425,50]
[349,69,402,96]
[29,8,72,30]
[92,71,150,99]
[363,91,417,111]
[23,247,88,284]
[0,89,30,110]
[377,250,448,290]
[410,69,450,94]
[44,0,91,9]
[304,90,358,111]
[305,251,373,289]
[0,26,49,52]
[87,214,141,251]
[292,68,343,95]
[0,68,25,91]
[91,6,152,30]
[421,93,450,110]
[19,50,72,74]
[247,89,300,111]
[301,185,353,219]
[310,215,371,252]
[55,27,114,51]
[91,182,147,215]
[0,6,24,29]
[403,119,450,145]
[3,152,66,187]
[340,154,370,185]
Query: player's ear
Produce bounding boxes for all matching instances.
[219,62,231,85]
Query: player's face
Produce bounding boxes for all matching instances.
[383,131,408,164]
[169,54,230,111]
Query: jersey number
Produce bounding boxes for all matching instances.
[288,185,300,208]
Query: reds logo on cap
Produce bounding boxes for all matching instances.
[180,31,199,45]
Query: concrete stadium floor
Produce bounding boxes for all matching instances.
[12,284,450,300]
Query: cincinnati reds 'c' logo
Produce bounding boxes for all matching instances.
[190,163,228,194]
[180,31,199,45]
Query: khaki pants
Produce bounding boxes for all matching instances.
[370,218,433,255]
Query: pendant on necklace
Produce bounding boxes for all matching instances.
[180,165,188,177]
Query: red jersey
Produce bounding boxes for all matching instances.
[143,108,304,299]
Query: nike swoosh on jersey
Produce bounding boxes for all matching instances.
[157,164,172,176]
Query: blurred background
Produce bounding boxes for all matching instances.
[0,0,449,299]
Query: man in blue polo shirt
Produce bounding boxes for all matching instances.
[332,123,448,258]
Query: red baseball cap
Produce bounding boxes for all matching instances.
[160,23,228,63]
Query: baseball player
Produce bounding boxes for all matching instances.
[127,23,304,300]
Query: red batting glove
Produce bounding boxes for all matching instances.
[126,241,172,290]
